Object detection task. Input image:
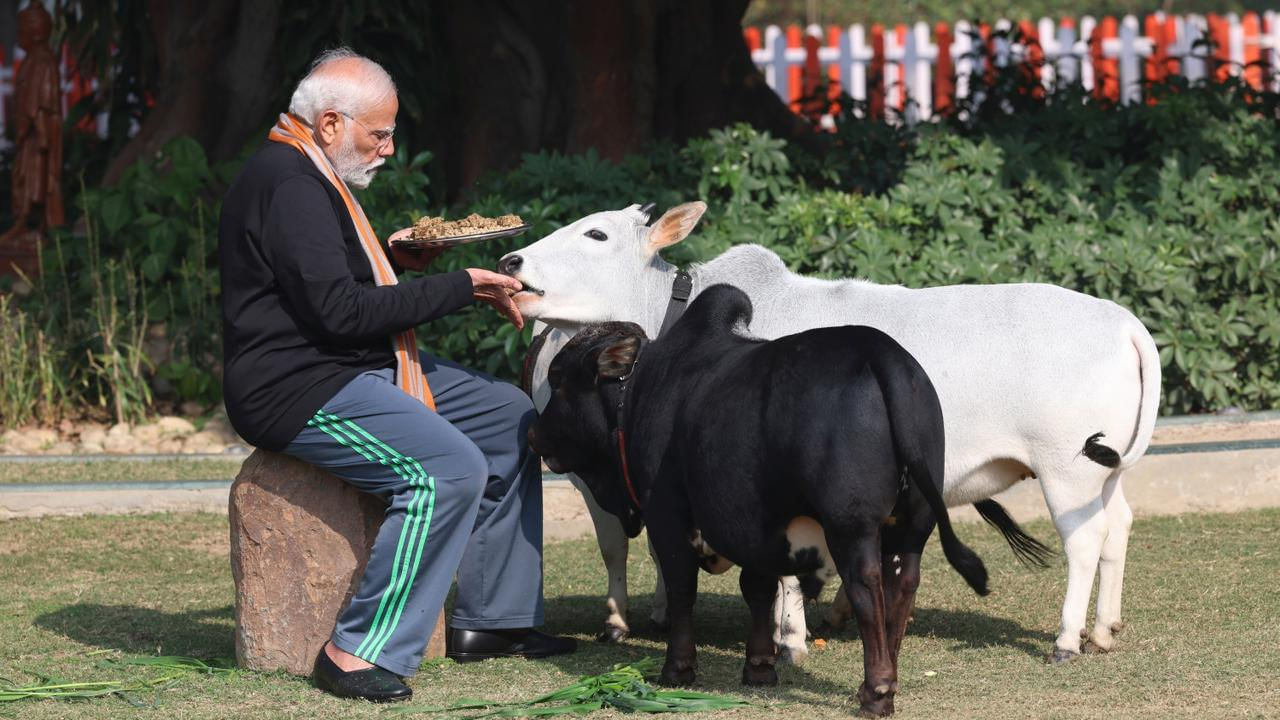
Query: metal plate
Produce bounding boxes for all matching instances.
[390,223,531,248]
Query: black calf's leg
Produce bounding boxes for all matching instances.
[739,569,780,686]
[883,485,936,664]
[883,552,922,665]
[648,522,701,686]
[832,529,896,718]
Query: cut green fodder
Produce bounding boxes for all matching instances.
[392,657,752,718]
[0,653,235,705]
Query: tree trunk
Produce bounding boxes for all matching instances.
[101,0,285,185]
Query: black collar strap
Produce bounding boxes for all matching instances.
[521,325,554,398]
[657,269,693,338]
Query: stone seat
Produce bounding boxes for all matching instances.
[229,449,445,675]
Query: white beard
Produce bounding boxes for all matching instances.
[332,132,385,189]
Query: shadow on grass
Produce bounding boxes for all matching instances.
[34,604,236,658]
[817,606,1053,660]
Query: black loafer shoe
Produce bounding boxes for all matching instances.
[312,648,412,702]
[446,627,578,663]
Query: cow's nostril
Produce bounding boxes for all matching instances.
[497,254,523,276]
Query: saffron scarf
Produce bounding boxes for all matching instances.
[268,112,435,410]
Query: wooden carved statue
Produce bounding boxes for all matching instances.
[2,1,64,252]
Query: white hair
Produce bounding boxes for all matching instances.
[288,47,397,123]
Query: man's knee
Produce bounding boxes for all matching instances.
[491,383,537,443]
[500,382,536,421]
[452,443,490,499]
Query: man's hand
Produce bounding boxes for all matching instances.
[466,268,525,330]
[388,228,445,271]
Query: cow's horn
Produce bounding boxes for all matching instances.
[639,202,657,216]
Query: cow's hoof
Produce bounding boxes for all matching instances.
[1110,621,1125,635]
[741,658,778,686]
[776,643,808,666]
[660,663,696,687]
[596,626,628,644]
[1087,628,1114,653]
[1048,646,1080,664]
[857,682,895,717]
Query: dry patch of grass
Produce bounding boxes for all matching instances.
[0,509,1277,719]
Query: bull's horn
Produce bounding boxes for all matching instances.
[639,202,657,217]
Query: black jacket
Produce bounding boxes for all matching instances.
[218,142,473,450]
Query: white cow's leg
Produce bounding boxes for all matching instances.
[1092,471,1132,651]
[772,576,809,664]
[647,534,669,629]
[570,472,632,642]
[1041,471,1109,663]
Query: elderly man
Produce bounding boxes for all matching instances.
[218,48,574,703]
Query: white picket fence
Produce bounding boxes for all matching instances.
[746,11,1280,124]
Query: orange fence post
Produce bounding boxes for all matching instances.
[979,22,995,88]
[826,24,843,106]
[1242,12,1262,90]
[1092,17,1119,102]
[894,24,907,112]
[800,33,826,123]
[1207,13,1232,82]
[934,22,954,116]
[1019,19,1045,98]
[1145,13,1174,101]
[786,25,804,108]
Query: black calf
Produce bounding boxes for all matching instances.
[529,284,988,717]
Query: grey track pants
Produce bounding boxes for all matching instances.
[283,352,544,676]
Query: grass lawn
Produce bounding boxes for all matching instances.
[0,459,243,486]
[0,508,1277,719]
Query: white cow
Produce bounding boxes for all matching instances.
[504,202,1160,663]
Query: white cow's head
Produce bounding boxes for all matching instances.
[498,202,707,328]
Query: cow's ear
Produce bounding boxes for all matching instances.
[647,201,707,254]
[597,336,641,379]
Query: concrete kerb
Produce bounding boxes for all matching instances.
[3,412,1279,539]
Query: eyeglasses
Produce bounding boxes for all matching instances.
[340,111,395,149]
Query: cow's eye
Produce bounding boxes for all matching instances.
[585,229,608,242]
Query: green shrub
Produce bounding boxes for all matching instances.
[17,138,229,423]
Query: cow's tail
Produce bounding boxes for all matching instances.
[1118,323,1162,469]
[872,343,990,597]
[908,464,991,597]
[973,499,1054,568]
